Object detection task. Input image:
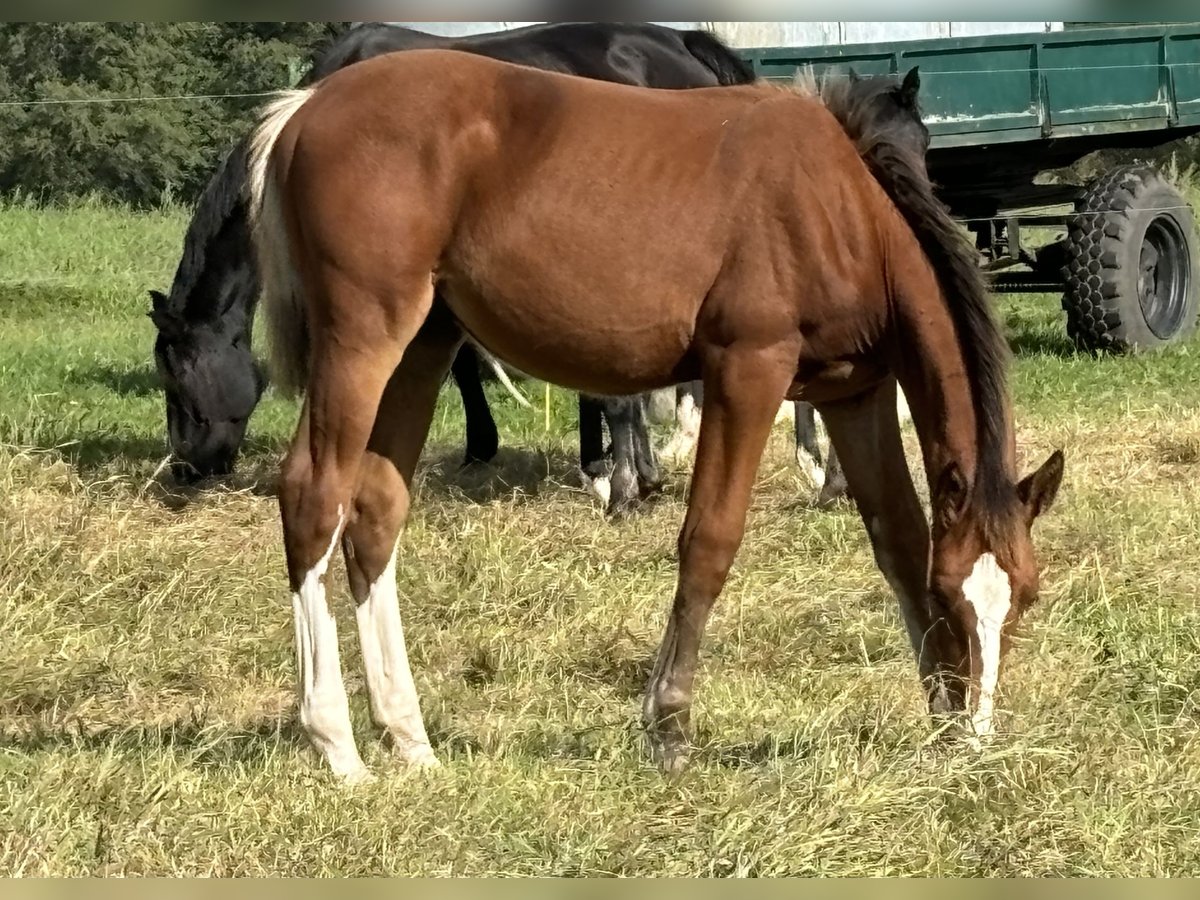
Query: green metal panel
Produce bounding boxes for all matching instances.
[740,23,1200,148]
[1169,31,1200,120]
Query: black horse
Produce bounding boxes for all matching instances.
[150,21,757,514]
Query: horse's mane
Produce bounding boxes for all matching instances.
[165,136,251,319]
[800,69,1017,532]
[678,29,756,85]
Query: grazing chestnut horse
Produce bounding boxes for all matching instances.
[246,50,1064,780]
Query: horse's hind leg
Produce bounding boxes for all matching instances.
[643,343,797,772]
[341,302,463,768]
[815,379,940,700]
[602,396,641,516]
[452,340,499,466]
[280,275,436,782]
[631,394,663,499]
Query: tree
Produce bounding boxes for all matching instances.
[0,22,349,207]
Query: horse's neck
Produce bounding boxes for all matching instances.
[888,263,988,491]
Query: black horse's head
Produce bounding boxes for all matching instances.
[847,66,931,160]
[149,278,264,485]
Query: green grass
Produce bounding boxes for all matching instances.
[3,193,1200,876]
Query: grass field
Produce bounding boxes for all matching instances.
[4,190,1200,876]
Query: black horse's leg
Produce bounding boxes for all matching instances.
[793,401,825,482]
[579,393,606,476]
[818,440,850,507]
[602,396,640,516]
[452,342,499,466]
[631,394,663,498]
[794,400,849,506]
[660,380,703,464]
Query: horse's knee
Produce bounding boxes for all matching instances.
[344,465,409,594]
[278,456,350,588]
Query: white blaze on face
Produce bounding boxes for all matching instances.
[961,552,1012,737]
[292,505,370,781]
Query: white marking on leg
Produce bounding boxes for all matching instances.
[660,394,701,464]
[292,506,370,781]
[356,541,438,768]
[961,552,1012,738]
[795,445,826,490]
[581,472,612,507]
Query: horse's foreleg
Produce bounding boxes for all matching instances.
[452,340,499,466]
[643,344,796,773]
[578,394,611,506]
[342,303,463,769]
[279,278,435,782]
[816,379,944,705]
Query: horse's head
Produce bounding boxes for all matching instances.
[149,286,264,484]
[923,450,1064,736]
[848,66,931,160]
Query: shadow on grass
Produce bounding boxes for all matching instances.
[137,442,612,514]
[64,361,162,398]
[0,716,308,770]
[416,446,588,507]
[1008,326,1080,359]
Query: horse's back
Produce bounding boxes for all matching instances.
[275,50,900,392]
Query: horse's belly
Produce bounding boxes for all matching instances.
[439,273,700,395]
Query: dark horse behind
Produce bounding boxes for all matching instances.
[149,21,758,512]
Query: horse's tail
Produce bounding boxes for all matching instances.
[681,29,756,86]
[245,88,316,398]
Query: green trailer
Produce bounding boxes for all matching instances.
[741,23,1200,352]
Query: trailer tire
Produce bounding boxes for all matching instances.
[1062,165,1199,353]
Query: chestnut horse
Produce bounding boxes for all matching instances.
[246,50,1064,780]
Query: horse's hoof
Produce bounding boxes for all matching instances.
[339,765,377,786]
[582,473,612,507]
[638,478,665,499]
[606,498,640,520]
[646,733,691,776]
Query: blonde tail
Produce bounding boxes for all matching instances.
[244,88,315,397]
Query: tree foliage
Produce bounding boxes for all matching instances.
[0,23,349,207]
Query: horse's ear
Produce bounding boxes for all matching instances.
[933,461,969,530]
[848,67,862,83]
[1017,450,1065,524]
[898,66,921,107]
[147,290,176,333]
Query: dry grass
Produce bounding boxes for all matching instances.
[3,193,1200,875]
